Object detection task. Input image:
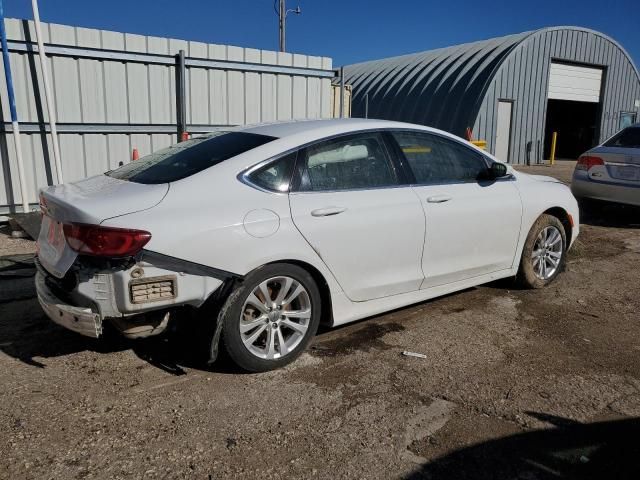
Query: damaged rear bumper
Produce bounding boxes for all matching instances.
[34,251,236,340]
[36,272,102,338]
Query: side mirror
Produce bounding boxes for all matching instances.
[488,162,509,179]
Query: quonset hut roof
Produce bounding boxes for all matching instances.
[345,27,640,162]
[343,30,533,136]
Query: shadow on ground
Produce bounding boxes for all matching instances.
[0,293,246,374]
[0,257,244,374]
[579,200,640,229]
[405,415,640,480]
[0,253,38,302]
[0,294,129,370]
[0,250,474,375]
[0,283,416,376]
[0,248,251,373]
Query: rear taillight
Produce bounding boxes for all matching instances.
[63,223,151,257]
[576,155,604,171]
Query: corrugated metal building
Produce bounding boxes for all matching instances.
[0,18,334,213]
[344,26,640,164]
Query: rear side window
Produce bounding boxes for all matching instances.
[106,132,276,184]
[393,131,488,184]
[246,152,297,192]
[296,133,398,191]
[604,126,640,148]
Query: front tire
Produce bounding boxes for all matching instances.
[517,214,567,289]
[220,263,321,372]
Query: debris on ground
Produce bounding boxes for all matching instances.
[402,351,428,359]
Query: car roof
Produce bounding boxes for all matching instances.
[237,118,429,139]
[225,118,499,165]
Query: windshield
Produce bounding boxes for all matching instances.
[603,126,640,148]
[106,132,277,184]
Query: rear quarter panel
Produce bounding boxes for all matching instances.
[102,158,343,294]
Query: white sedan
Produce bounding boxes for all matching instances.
[571,123,640,207]
[36,119,579,372]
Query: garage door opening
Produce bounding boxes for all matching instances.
[544,62,603,160]
[544,99,600,159]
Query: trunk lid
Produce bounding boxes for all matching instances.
[40,174,169,224]
[588,146,640,184]
[38,175,168,278]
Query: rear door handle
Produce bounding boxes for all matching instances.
[426,195,452,203]
[311,206,347,217]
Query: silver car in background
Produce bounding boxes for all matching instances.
[571,124,640,207]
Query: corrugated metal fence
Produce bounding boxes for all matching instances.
[0,18,334,213]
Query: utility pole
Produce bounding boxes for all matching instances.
[277,0,301,52]
[279,0,285,52]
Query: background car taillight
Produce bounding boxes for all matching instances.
[63,223,151,257]
[576,155,604,171]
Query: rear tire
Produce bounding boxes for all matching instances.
[517,214,567,289]
[220,263,321,372]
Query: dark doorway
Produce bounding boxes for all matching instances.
[544,99,600,160]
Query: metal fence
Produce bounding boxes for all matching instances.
[0,18,334,213]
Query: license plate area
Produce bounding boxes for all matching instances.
[608,164,640,181]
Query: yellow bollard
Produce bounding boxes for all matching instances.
[550,131,557,166]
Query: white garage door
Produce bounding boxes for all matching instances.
[548,62,603,103]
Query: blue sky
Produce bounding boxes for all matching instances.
[3,0,638,67]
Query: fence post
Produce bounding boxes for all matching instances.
[175,49,186,142]
[32,0,63,184]
[339,66,345,119]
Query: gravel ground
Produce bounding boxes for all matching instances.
[1,162,639,479]
[0,224,37,256]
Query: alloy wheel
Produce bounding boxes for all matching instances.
[531,226,563,280]
[239,276,312,360]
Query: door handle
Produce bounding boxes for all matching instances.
[426,195,452,203]
[311,206,347,217]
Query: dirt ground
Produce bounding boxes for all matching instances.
[1,161,639,479]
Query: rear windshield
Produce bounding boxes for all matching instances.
[106,132,276,184]
[604,126,640,148]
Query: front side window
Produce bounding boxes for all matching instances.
[392,131,488,184]
[296,133,398,192]
[246,152,297,192]
[604,126,640,148]
[106,132,276,184]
